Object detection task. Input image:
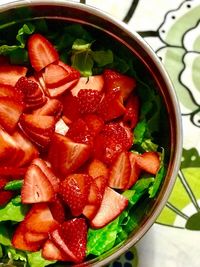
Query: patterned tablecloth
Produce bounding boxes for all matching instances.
[1,0,200,266]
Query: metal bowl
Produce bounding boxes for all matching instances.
[0,0,182,266]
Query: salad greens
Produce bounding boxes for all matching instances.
[0,19,168,265]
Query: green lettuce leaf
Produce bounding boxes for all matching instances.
[92,49,113,67]
[0,223,12,246]
[27,251,55,267]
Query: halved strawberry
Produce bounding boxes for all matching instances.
[21,164,55,204]
[94,175,108,195]
[136,151,160,175]
[0,83,23,102]
[70,75,104,97]
[24,231,47,244]
[48,79,79,98]
[0,97,24,133]
[108,151,131,189]
[0,65,27,86]
[126,152,141,189]
[83,114,104,136]
[49,196,66,223]
[0,190,13,206]
[42,239,68,261]
[61,91,80,121]
[58,60,80,82]
[82,204,99,220]
[123,94,140,129]
[28,34,59,72]
[59,174,92,216]
[91,187,128,228]
[23,203,58,233]
[0,167,27,177]
[103,69,136,101]
[88,159,109,178]
[48,134,91,177]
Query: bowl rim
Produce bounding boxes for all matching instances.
[0,0,183,266]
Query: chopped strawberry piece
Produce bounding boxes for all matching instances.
[136,151,160,175]
[0,83,23,102]
[28,34,59,72]
[24,231,47,244]
[0,167,27,177]
[0,177,8,189]
[70,75,104,97]
[97,88,126,121]
[108,151,131,189]
[82,204,99,220]
[42,239,68,261]
[21,164,55,204]
[76,89,103,114]
[66,118,93,146]
[33,98,63,120]
[126,152,141,189]
[0,97,24,133]
[0,65,27,86]
[59,174,92,216]
[48,79,79,98]
[103,69,136,100]
[0,190,13,206]
[88,159,109,178]
[23,203,59,233]
[48,134,91,176]
[58,60,80,82]
[123,94,140,129]
[49,196,66,223]
[61,92,80,121]
[83,114,104,136]
[87,179,102,205]
[91,187,128,228]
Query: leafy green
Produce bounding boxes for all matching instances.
[4,180,23,191]
[71,50,94,77]
[0,223,12,246]
[6,246,27,263]
[27,251,55,267]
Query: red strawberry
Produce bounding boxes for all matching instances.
[58,60,80,82]
[48,134,91,177]
[48,79,79,98]
[28,34,59,72]
[0,177,8,189]
[21,164,55,204]
[23,203,58,233]
[108,151,131,189]
[42,239,68,261]
[83,114,104,136]
[61,91,80,121]
[0,167,27,177]
[126,152,141,189]
[66,118,93,146]
[0,65,27,86]
[97,88,126,121]
[49,196,66,223]
[24,231,47,244]
[123,94,140,129]
[0,83,23,102]
[82,204,99,220]
[33,98,63,120]
[94,175,108,195]
[70,75,104,97]
[136,151,160,175]
[91,187,128,228]
[59,174,91,216]
[0,97,24,133]
[0,190,13,206]
[88,159,109,178]
[103,69,136,100]
[76,89,103,114]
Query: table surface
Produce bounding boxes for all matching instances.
[1,1,200,267]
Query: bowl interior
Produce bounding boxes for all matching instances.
[0,1,182,266]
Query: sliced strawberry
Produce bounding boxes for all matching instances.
[21,164,55,204]
[108,151,131,189]
[0,97,24,133]
[87,179,102,205]
[91,187,128,228]
[48,134,91,177]
[0,190,13,206]
[126,152,141,189]
[83,114,104,136]
[0,83,23,102]
[76,89,103,114]
[33,98,63,120]
[61,91,80,121]
[28,33,59,72]
[103,69,136,101]
[82,204,99,220]
[58,61,80,81]
[136,151,160,175]
[23,203,58,233]
[0,167,27,177]
[94,175,108,195]
[97,88,126,121]
[24,231,47,244]
[123,94,140,129]
[70,75,104,97]
[48,79,79,98]
[12,222,40,252]
[0,65,27,86]
[0,177,8,189]
[66,118,93,146]
[88,159,109,178]
[49,196,66,223]
[55,118,69,136]
[32,158,60,192]
[42,239,68,261]
[59,174,91,216]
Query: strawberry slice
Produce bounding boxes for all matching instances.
[48,79,79,98]
[103,69,136,100]
[28,33,59,72]
[59,174,92,216]
[0,190,13,206]
[23,203,58,233]
[33,98,63,120]
[61,91,80,121]
[91,187,128,228]
[0,97,24,133]
[136,151,160,175]
[48,134,91,177]
[58,61,80,81]
[21,164,55,204]
[24,231,47,244]
[0,83,23,102]
[126,152,141,189]
[88,159,109,179]
[49,196,66,223]
[42,239,68,261]
[94,175,108,195]
[0,167,27,177]
[108,151,131,189]
[0,65,27,86]
[123,94,140,129]
[70,75,104,97]
[83,114,104,136]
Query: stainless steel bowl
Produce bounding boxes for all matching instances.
[0,0,182,266]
